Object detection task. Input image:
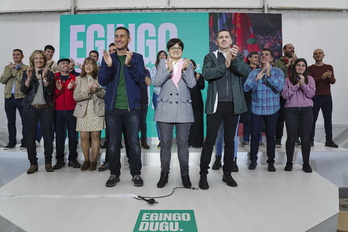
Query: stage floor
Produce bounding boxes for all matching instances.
[0,142,341,232]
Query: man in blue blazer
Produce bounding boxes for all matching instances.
[99,27,145,188]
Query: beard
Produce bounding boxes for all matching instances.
[285,51,293,58]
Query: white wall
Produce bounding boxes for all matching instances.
[0,0,347,147]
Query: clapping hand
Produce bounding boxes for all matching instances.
[125,51,133,66]
[256,68,267,81]
[102,50,112,67]
[67,80,76,90]
[182,59,191,71]
[56,79,62,90]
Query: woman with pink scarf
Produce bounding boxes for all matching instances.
[152,38,196,189]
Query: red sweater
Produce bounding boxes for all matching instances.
[54,72,77,110]
[308,64,336,95]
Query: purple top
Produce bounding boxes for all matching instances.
[281,75,316,108]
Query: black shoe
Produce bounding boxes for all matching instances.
[157,172,169,188]
[268,163,276,172]
[81,160,90,171]
[100,141,108,149]
[325,141,338,148]
[106,174,120,187]
[132,175,144,187]
[222,172,237,187]
[275,140,281,148]
[98,162,109,172]
[27,165,38,174]
[3,144,16,150]
[302,163,313,173]
[19,144,26,150]
[45,163,54,172]
[199,174,209,190]
[231,158,239,172]
[212,156,222,170]
[181,175,192,188]
[141,141,150,150]
[68,159,81,168]
[284,162,293,171]
[248,161,257,170]
[53,160,65,170]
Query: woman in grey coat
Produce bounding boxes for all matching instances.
[152,38,196,188]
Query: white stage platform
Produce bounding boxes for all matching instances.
[0,142,344,232]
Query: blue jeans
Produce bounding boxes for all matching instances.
[311,95,333,142]
[152,92,161,141]
[4,96,26,146]
[215,117,239,158]
[158,122,191,175]
[55,110,78,161]
[240,100,262,143]
[24,106,54,164]
[285,107,313,164]
[105,108,141,177]
[250,111,279,164]
[241,100,252,142]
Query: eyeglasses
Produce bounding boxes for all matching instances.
[169,47,182,51]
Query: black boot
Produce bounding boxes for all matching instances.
[199,174,209,190]
[231,158,238,172]
[212,156,222,170]
[222,172,237,187]
[157,172,169,188]
[181,175,192,188]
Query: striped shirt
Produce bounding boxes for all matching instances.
[244,66,284,115]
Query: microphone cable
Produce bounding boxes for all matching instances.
[134,186,199,205]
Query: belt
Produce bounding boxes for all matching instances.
[31,104,50,108]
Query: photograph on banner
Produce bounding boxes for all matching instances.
[209,13,282,60]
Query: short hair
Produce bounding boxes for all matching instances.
[261,48,274,58]
[109,43,115,47]
[80,57,99,79]
[247,51,258,65]
[216,29,231,39]
[115,26,130,37]
[167,38,184,51]
[13,49,23,56]
[89,50,99,58]
[29,50,48,68]
[44,45,55,52]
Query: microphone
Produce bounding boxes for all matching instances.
[138,196,158,205]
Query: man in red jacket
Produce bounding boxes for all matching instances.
[53,58,81,169]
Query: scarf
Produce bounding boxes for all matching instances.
[170,58,184,90]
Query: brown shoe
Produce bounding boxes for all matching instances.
[27,165,38,174]
[141,141,150,150]
[89,162,97,171]
[81,160,90,171]
[45,163,54,172]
